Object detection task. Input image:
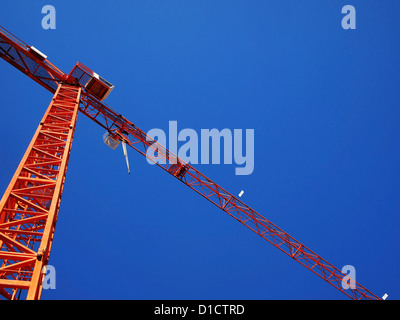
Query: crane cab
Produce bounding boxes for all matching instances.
[67,62,114,101]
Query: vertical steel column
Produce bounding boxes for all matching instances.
[0,84,81,300]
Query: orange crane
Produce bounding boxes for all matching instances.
[0,25,381,300]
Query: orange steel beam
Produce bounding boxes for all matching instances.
[0,84,81,300]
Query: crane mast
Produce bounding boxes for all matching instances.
[0,83,81,300]
[0,25,381,300]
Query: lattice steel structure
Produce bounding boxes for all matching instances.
[0,25,381,300]
[0,84,81,300]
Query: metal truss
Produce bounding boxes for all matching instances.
[0,25,381,300]
[0,84,81,300]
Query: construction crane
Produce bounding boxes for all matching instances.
[0,25,381,300]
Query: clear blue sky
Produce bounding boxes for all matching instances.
[1,1,399,300]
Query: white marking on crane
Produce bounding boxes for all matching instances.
[122,140,131,174]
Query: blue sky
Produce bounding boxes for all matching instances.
[1,1,399,300]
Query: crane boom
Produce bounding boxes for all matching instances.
[0,25,381,300]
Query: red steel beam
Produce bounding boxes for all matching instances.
[78,97,381,300]
[0,84,81,300]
